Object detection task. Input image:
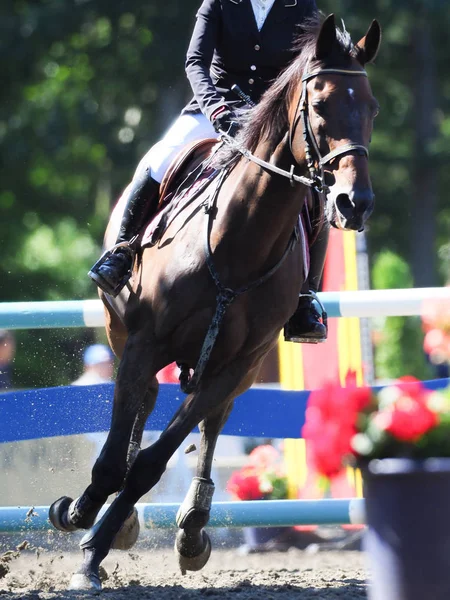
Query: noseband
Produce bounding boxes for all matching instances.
[290,68,369,193]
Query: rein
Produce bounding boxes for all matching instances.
[177,169,298,394]
[178,169,298,394]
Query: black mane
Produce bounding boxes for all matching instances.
[213,13,356,168]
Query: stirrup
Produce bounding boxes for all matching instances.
[88,241,136,297]
[285,332,327,344]
[283,291,328,344]
[300,291,328,333]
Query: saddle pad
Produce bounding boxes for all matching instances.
[158,138,220,210]
[141,167,219,248]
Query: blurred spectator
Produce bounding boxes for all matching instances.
[72,344,115,386]
[73,344,115,464]
[421,289,450,379]
[0,330,16,391]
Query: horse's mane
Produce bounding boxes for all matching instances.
[213,13,356,168]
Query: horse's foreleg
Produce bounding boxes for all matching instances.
[110,382,158,551]
[174,400,234,574]
[49,334,158,534]
[126,381,158,477]
[69,365,255,591]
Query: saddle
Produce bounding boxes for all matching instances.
[159,138,219,208]
[140,138,220,247]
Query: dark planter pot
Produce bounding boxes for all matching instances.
[243,526,287,549]
[363,458,450,600]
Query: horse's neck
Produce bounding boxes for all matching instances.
[208,138,308,282]
[225,136,307,243]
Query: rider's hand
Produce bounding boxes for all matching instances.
[211,107,239,137]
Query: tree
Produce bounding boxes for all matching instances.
[320,0,450,286]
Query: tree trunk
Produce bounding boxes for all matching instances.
[410,9,438,287]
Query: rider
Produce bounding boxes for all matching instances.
[89,0,327,343]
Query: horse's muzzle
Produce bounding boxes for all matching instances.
[331,188,374,231]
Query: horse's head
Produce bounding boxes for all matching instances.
[290,15,381,231]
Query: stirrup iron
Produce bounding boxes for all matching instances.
[88,240,137,297]
[299,290,328,332]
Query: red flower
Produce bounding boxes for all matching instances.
[303,417,352,478]
[248,444,280,470]
[394,376,429,400]
[302,373,446,479]
[302,373,373,478]
[226,467,263,500]
[373,394,439,442]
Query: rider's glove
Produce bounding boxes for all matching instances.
[211,107,239,137]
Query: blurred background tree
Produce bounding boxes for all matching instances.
[371,250,432,380]
[1,0,449,385]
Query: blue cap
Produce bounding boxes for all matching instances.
[83,344,114,366]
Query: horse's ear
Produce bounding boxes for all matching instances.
[315,14,337,61]
[355,20,381,65]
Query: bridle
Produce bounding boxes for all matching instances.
[290,68,369,193]
[227,67,370,194]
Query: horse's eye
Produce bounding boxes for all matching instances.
[371,103,380,118]
[312,101,327,116]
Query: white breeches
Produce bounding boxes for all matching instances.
[138,113,219,183]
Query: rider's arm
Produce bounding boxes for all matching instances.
[185,0,224,121]
[301,0,318,27]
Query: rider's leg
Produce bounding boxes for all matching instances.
[89,113,218,297]
[88,166,160,297]
[284,221,329,343]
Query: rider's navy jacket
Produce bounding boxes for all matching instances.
[183,0,317,119]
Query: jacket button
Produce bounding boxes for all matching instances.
[254,44,261,51]
[250,65,256,71]
[248,78,255,85]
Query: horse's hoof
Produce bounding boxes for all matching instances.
[111,507,140,550]
[49,496,77,532]
[175,530,212,575]
[68,572,102,592]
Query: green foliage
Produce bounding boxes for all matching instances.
[372,250,432,380]
[12,328,101,389]
[1,1,199,387]
[260,473,289,500]
[320,0,450,285]
[1,1,198,306]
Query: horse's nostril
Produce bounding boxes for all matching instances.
[324,172,336,187]
[335,194,354,219]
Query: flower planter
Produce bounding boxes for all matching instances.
[243,526,288,551]
[363,457,450,600]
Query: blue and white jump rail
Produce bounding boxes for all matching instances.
[0,378,449,533]
[1,287,449,329]
[0,499,366,533]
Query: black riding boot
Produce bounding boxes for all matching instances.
[283,294,327,343]
[89,172,160,297]
[283,222,329,343]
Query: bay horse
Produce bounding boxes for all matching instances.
[49,14,381,591]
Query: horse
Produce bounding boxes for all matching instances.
[49,14,381,591]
